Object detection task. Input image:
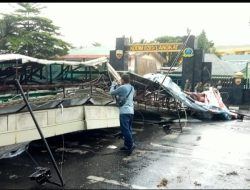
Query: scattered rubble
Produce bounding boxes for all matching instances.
[106,145,117,149]
[194,181,201,186]
[80,144,92,148]
[176,176,182,183]
[226,171,238,176]
[157,178,168,188]
[9,174,18,180]
[55,147,88,155]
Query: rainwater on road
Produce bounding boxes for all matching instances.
[1,114,250,189]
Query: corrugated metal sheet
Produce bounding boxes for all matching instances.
[0,54,108,67]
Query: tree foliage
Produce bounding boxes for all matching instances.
[154,31,217,66]
[155,31,216,54]
[0,3,72,59]
[154,36,185,66]
[154,36,185,43]
[197,30,215,53]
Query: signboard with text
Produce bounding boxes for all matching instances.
[127,43,182,52]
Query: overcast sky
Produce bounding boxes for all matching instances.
[1,3,250,49]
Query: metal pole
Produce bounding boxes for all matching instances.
[15,79,65,187]
[247,62,250,88]
[159,30,192,88]
[246,61,249,80]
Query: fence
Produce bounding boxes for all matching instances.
[169,74,250,90]
[169,74,250,106]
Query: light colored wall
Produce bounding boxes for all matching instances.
[0,106,119,147]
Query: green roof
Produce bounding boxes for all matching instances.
[222,55,250,61]
[175,54,247,76]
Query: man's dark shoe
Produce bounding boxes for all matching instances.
[128,145,135,154]
[120,146,130,151]
[120,144,135,151]
[120,145,136,154]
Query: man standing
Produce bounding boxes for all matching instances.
[110,74,135,154]
[194,82,203,93]
[203,82,211,91]
[184,79,191,92]
[216,80,222,91]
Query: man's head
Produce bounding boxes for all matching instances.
[121,74,130,84]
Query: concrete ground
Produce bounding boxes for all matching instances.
[0,112,250,189]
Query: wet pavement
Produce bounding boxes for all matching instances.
[1,112,250,189]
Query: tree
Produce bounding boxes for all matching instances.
[197,30,215,53]
[0,3,72,59]
[154,35,185,66]
[0,14,16,54]
[154,36,184,43]
[154,32,217,65]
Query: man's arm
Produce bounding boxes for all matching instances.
[110,81,125,96]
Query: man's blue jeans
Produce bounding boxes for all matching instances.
[120,114,134,149]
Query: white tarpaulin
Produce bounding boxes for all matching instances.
[144,73,236,120]
[0,54,108,67]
